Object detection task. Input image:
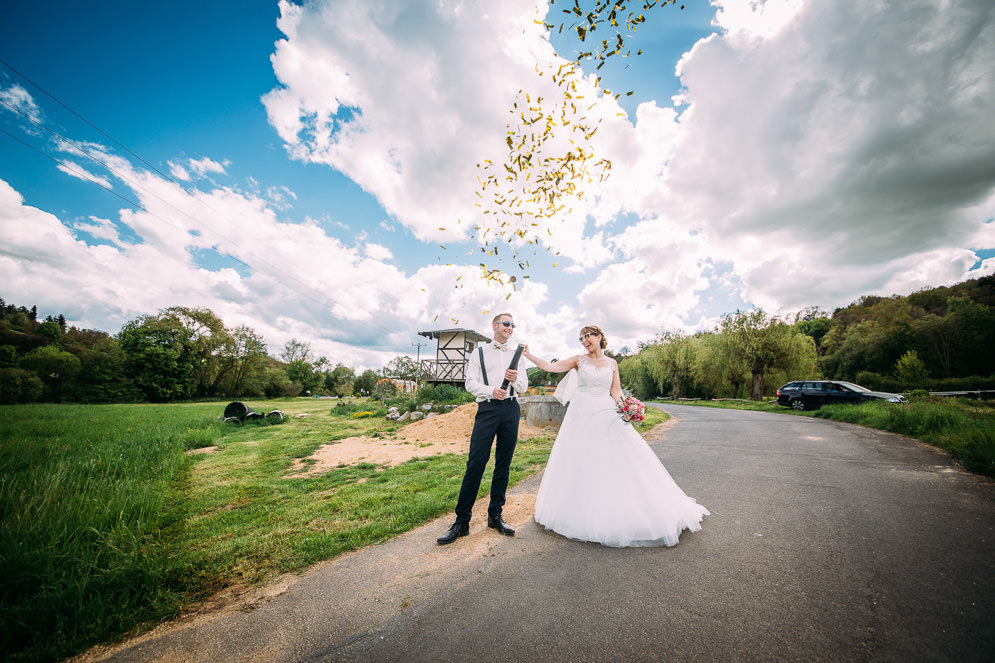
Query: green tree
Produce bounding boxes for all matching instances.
[647,332,699,398]
[280,339,324,395]
[384,356,420,383]
[20,345,81,402]
[163,306,233,397]
[325,364,356,397]
[694,331,749,399]
[720,309,799,401]
[894,350,929,390]
[0,345,17,367]
[280,339,312,363]
[0,367,43,403]
[216,325,268,396]
[117,314,196,402]
[354,369,379,396]
[794,308,831,355]
[820,298,918,379]
[286,359,322,396]
[34,320,62,342]
[65,333,137,403]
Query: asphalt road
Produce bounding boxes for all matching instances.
[84,404,994,663]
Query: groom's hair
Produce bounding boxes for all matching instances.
[492,312,513,325]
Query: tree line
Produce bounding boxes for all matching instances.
[617,275,995,401]
[0,302,397,404]
[4,275,992,404]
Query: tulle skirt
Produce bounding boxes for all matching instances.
[535,393,709,547]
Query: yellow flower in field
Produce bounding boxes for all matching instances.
[350,411,374,419]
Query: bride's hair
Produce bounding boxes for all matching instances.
[581,325,607,350]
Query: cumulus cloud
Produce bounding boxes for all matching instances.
[0,83,42,123]
[260,0,993,351]
[262,0,565,242]
[169,161,190,181]
[188,156,227,176]
[74,216,127,246]
[657,0,995,313]
[56,161,112,188]
[0,145,513,370]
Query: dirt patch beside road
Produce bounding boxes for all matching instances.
[286,403,550,476]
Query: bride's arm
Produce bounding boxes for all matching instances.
[522,347,578,373]
[610,360,624,403]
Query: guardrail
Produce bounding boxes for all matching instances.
[929,390,995,399]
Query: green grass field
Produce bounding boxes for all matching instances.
[0,398,666,663]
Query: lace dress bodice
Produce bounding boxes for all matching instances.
[574,356,614,397]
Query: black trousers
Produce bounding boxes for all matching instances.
[454,398,520,524]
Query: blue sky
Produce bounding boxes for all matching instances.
[1,0,993,370]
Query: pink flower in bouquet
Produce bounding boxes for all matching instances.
[617,396,645,423]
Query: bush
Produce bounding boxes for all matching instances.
[434,383,474,403]
[854,371,903,393]
[416,384,438,402]
[0,367,44,404]
[416,383,473,406]
[371,380,399,401]
[330,401,387,418]
[931,375,995,392]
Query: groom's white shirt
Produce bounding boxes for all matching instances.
[464,342,529,401]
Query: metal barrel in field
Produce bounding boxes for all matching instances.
[223,401,257,420]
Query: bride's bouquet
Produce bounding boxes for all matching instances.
[617,396,645,424]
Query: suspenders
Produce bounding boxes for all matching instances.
[479,346,488,386]
[478,346,515,397]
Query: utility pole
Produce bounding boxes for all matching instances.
[412,341,427,387]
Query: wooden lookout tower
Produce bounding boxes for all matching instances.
[417,327,492,386]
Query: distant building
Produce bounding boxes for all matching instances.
[417,327,491,386]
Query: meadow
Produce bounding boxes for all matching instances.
[0,398,665,663]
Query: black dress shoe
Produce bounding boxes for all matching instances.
[437,521,469,545]
[487,515,515,536]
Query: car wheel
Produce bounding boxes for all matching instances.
[790,399,805,411]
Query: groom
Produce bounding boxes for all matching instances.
[437,313,529,544]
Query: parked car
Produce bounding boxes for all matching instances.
[775,380,908,411]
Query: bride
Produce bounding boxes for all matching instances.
[523,325,709,547]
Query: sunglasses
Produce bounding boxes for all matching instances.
[578,332,599,342]
[499,321,516,328]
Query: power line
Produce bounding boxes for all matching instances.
[0,57,178,184]
[0,59,418,344]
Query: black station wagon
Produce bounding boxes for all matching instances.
[775,380,908,411]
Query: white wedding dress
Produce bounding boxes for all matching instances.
[535,356,709,547]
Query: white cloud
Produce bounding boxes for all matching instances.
[188,157,227,176]
[364,242,393,261]
[0,83,42,123]
[74,216,126,246]
[56,161,112,189]
[652,0,995,314]
[169,161,191,181]
[263,0,564,242]
[256,0,995,353]
[714,0,804,39]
